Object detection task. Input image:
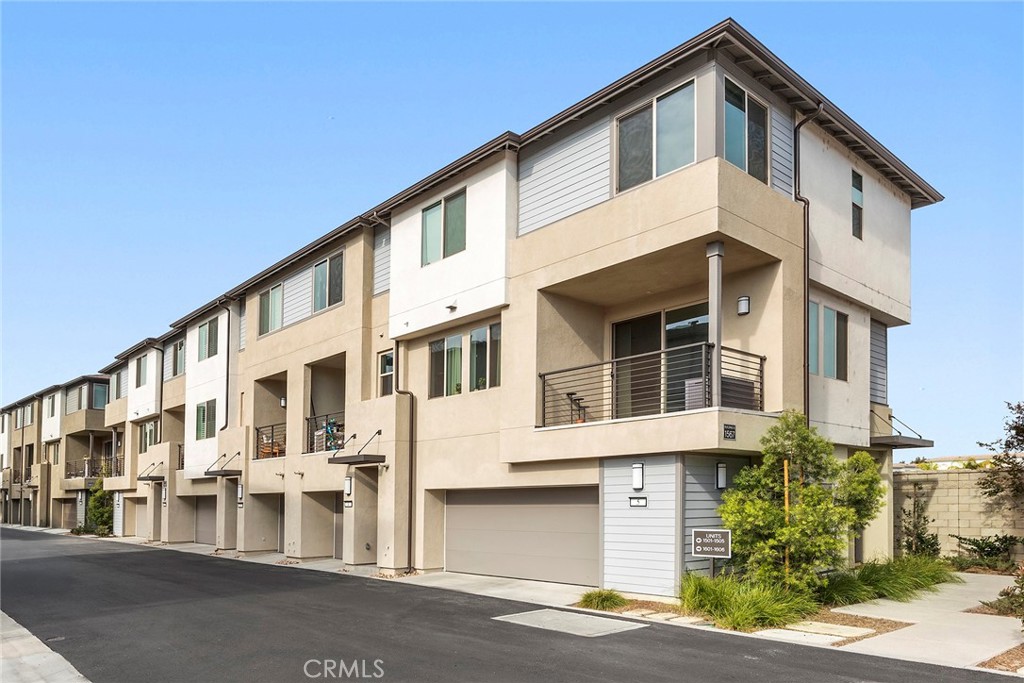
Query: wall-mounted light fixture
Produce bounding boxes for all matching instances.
[237,483,244,501]
[280,396,287,409]
[632,462,645,491]
[344,476,353,496]
[737,296,751,316]
[161,484,167,505]
[716,462,728,490]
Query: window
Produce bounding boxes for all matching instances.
[617,81,696,192]
[823,307,849,381]
[24,403,33,426]
[429,334,463,398]
[724,79,769,184]
[852,170,864,239]
[15,408,22,429]
[92,384,108,409]
[196,399,217,440]
[259,284,283,335]
[1,414,5,433]
[469,323,502,391]
[313,252,345,312]
[421,190,466,266]
[379,350,394,397]
[51,442,59,466]
[47,394,56,418]
[115,368,127,399]
[173,338,186,376]
[198,318,218,360]
[139,419,159,454]
[136,355,147,388]
[808,302,819,375]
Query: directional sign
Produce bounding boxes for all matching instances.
[691,528,731,559]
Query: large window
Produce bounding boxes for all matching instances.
[259,284,283,335]
[852,170,864,240]
[92,384,108,409]
[429,335,463,398]
[823,307,849,381]
[198,318,219,361]
[196,400,217,440]
[136,356,147,388]
[173,338,186,376]
[379,350,394,397]
[139,419,159,454]
[724,79,768,184]
[617,81,696,192]
[313,252,345,312]
[469,323,501,392]
[421,190,466,266]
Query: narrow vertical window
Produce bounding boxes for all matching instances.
[823,307,836,379]
[313,260,328,312]
[823,307,848,381]
[259,285,284,334]
[724,79,769,184]
[429,340,445,398]
[808,302,819,375]
[379,350,394,397]
[835,312,848,381]
[198,318,218,360]
[655,83,696,177]
[470,327,488,392]
[328,253,344,306]
[489,323,501,389]
[617,104,654,191]
[852,170,864,239]
[196,403,206,440]
[445,334,462,396]
[174,339,185,376]
[443,191,466,258]
[136,356,147,387]
[196,400,217,439]
[422,202,443,266]
[47,394,55,418]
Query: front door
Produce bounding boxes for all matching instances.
[613,313,662,418]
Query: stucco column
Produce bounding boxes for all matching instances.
[706,241,724,407]
[215,476,238,549]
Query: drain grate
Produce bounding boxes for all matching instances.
[493,609,647,638]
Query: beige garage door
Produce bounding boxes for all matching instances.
[61,501,76,529]
[136,500,149,538]
[445,487,599,586]
[195,497,216,545]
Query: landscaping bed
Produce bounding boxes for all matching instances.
[978,643,1024,673]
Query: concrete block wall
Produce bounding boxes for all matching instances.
[893,469,1024,560]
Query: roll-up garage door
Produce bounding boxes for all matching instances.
[195,497,217,545]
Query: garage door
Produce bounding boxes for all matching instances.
[195,497,216,545]
[445,487,599,586]
[136,500,149,538]
[61,501,75,529]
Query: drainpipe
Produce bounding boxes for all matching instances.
[393,340,416,573]
[794,102,824,426]
[155,346,165,445]
[217,300,233,433]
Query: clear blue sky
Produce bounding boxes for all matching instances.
[2,3,1021,458]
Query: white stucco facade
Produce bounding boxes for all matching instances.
[184,308,230,478]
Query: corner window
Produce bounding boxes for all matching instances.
[421,190,466,266]
[139,419,159,454]
[259,284,283,335]
[617,81,695,192]
[136,356,147,388]
[469,323,502,391]
[429,334,463,398]
[823,307,849,381]
[173,339,186,376]
[92,384,108,409]
[852,170,864,240]
[198,318,219,361]
[379,350,394,397]
[196,399,217,440]
[724,79,768,184]
[313,252,344,312]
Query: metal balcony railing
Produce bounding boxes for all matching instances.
[177,445,185,470]
[12,470,22,484]
[305,411,345,453]
[65,458,102,478]
[102,455,125,477]
[254,423,287,460]
[539,343,764,427]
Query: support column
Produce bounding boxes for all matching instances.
[215,477,238,549]
[706,241,724,407]
[161,471,196,543]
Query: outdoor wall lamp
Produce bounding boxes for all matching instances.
[280,396,287,409]
[717,462,728,490]
[344,476,353,496]
[737,296,751,316]
[632,462,645,491]
[237,483,244,501]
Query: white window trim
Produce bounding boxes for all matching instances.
[378,349,394,397]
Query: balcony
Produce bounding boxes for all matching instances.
[101,455,125,478]
[254,423,286,460]
[65,458,102,479]
[540,343,764,427]
[305,411,345,454]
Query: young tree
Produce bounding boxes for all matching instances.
[977,401,1024,510]
[719,411,885,588]
[86,477,113,536]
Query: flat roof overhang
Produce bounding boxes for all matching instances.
[137,474,165,482]
[327,454,386,465]
[871,435,934,449]
[205,469,242,477]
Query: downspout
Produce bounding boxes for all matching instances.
[217,300,232,433]
[793,102,824,426]
[155,346,165,445]
[393,340,416,573]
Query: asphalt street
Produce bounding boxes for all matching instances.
[0,527,1005,683]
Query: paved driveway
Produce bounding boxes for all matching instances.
[0,528,1005,683]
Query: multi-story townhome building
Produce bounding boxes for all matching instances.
[51,375,110,529]
[1,391,48,525]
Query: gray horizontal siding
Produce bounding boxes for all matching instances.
[683,455,750,573]
[870,320,888,405]
[518,117,611,236]
[770,106,794,197]
[65,385,81,413]
[602,455,678,596]
[238,304,247,350]
[373,226,391,295]
[282,266,313,327]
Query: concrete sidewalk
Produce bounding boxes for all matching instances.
[834,573,1023,670]
[0,612,91,683]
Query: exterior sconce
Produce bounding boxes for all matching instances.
[737,296,750,316]
[632,462,645,491]
[280,396,287,409]
[237,483,244,501]
[344,476,353,496]
[161,485,167,505]
[716,462,728,490]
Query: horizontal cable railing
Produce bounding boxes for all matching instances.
[305,411,345,453]
[65,458,103,478]
[254,423,287,460]
[540,343,765,427]
[102,455,125,477]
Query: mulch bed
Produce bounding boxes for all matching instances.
[979,643,1024,673]
[808,608,912,646]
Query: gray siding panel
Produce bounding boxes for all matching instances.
[65,385,81,413]
[238,305,247,350]
[870,320,888,405]
[518,118,611,236]
[162,341,174,380]
[683,455,750,573]
[282,267,312,327]
[373,226,391,295]
[602,455,678,596]
[770,107,794,197]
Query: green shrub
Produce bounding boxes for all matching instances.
[856,556,960,601]
[982,564,1024,628]
[816,571,875,606]
[951,534,1022,560]
[946,554,1016,573]
[679,573,818,630]
[578,589,628,611]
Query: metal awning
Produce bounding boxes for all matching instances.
[204,469,241,477]
[328,454,385,465]
[137,474,165,481]
[871,435,934,449]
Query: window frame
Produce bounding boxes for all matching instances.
[614,79,697,193]
[47,394,56,418]
[469,323,502,392]
[195,399,217,440]
[139,419,159,454]
[428,334,464,398]
[91,383,108,410]
[378,350,394,397]
[723,77,770,184]
[421,189,467,266]
[23,403,33,426]
[173,338,186,377]
[259,283,284,336]
[313,250,345,313]
[821,305,849,382]
[198,318,219,361]
[136,355,147,388]
[852,170,864,240]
